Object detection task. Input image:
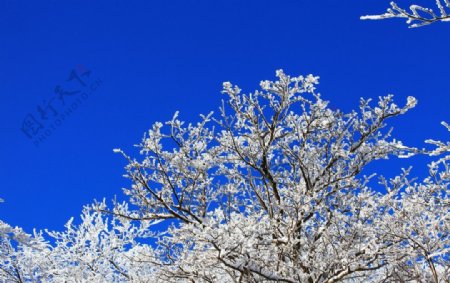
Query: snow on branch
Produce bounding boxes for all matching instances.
[361,0,450,27]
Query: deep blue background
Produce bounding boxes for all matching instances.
[1,0,449,231]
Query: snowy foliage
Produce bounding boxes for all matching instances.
[1,203,158,282]
[361,0,450,27]
[1,71,449,282]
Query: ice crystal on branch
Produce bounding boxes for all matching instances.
[361,0,450,27]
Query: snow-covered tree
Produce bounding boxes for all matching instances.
[1,70,449,282]
[1,203,158,282]
[361,1,450,27]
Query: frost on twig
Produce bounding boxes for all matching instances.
[361,1,450,27]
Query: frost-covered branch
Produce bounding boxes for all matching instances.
[361,1,450,27]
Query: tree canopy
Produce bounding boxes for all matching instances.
[1,71,449,282]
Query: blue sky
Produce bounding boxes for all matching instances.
[1,0,449,232]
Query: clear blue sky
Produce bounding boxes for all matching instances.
[1,0,449,231]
